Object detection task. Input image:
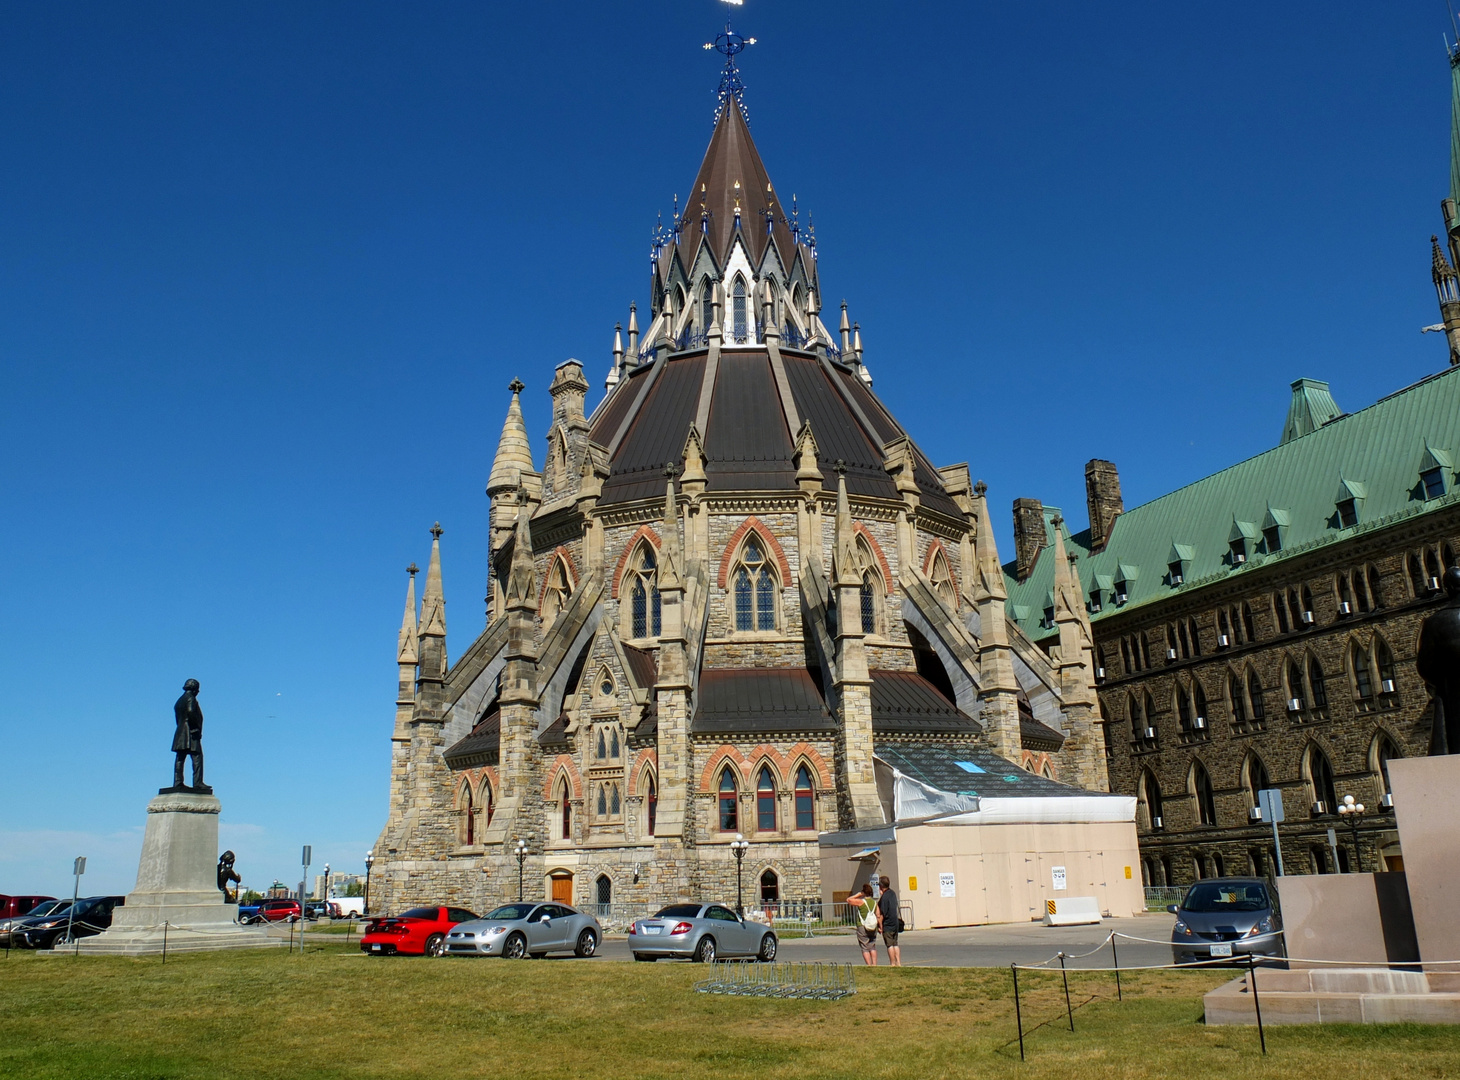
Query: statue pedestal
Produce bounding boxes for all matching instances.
[1389,755,1460,966]
[70,792,280,955]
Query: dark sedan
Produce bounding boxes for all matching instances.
[1169,878,1284,965]
[0,899,69,947]
[17,896,125,949]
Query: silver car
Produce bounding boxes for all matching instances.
[445,902,602,959]
[1169,878,1284,965]
[627,903,778,963]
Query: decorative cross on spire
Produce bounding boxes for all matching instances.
[508,377,524,395]
[407,563,419,577]
[430,522,444,540]
[704,0,756,124]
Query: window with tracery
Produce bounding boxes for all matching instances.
[928,548,956,609]
[732,536,778,632]
[626,542,661,639]
[557,777,572,840]
[732,276,748,342]
[718,770,739,832]
[645,772,657,836]
[756,767,777,832]
[541,556,573,626]
[794,765,814,830]
[1191,762,1218,827]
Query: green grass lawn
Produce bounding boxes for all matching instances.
[1,945,1456,1080]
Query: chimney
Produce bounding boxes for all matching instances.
[1085,459,1124,551]
[1012,498,1046,582]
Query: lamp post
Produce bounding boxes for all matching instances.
[322,863,330,913]
[363,850,374,916]
[1337,795,1367,872]
[730,833,750,915]
[515,839,528,902]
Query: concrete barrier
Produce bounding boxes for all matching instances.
[1043,896,1101,926]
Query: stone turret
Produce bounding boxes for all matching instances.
[546,360,590,504]
[1049,517,1108,790]
[487,379,535,620]
[971,481,1022,763]
[652,468,692,839]
[832,467,882,828]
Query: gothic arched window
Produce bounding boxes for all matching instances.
[460,782,475,846]
[541,555,574,626]
[793,765,815,830]
[756,767,777,832]
[731,276,749,342]
[718,770,739,832]
[928,548,956,609]
[625,542,661,640]
[1374,635,1396,692]
[701,278,714,331]
[1306,745,1337,814]
[1351,640,1374,703]
[1308,655,1328,709]
[558,776,572,840]
[1242,753,1270,809]
[855,535,885,636]
[731,535,779,632]
[1191,761,1218,826]
[1373,735,1401,796]
[1138,770,1164,830]
[1286,657,1306,713]
[645,771,658,836]
[1246,668,1266,722]
[1227,671,1247,726]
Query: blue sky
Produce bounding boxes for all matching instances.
[1,1,1452,898]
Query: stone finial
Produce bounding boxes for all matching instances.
[420,523,447,639]
[397,563,419,665]
[488,381,535,494]
[974,480,987,497]
[794,420,822,490]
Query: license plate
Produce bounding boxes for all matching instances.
[1210,943,1233,957]
[371,944,382,951]
[642,926,661,935]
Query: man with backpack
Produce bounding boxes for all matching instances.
[847,880,879,965]
[876,874,902,966]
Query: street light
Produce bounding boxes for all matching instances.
[515,839,528,902]
[323,863,331,911]
[1337,794,1367,872]
[730,833,750,915]
[363,850,374,916]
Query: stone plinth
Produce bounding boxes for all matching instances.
[71,791,279,955]
[1204,968,1460,1026]
[1389,755,1460,966]
[1274,872,1419,967]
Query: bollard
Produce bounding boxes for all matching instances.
[1058,952,1074,1032]
[162,922,168,965]
[1110,933,1122,1002]
[1011,964,1025,1062]
[1248,955,1266,1055]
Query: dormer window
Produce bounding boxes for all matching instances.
[1088,574,1111,613]
[1262,526,1281,552]
[1167,544,1194,587]
[1420,444,1452,500]
[1337,499,1359,528]
[1262,506,1290,553]
[1042,590,1056,629]
[1114,563,1138,605]
[1228,519,1256,566]
[1229,538,1248,565]
[1333,479,1366,529]
[1168,562,1184,586]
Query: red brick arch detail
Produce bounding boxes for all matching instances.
[745,745,790,784]
[627,748,658,797]
[477,767,499,804]
[542,755,584,801]
[538,546,580,611]
[852,523,895,593]
[782,743,833,790]
[699,745,748,793]
[610,526,662,599]
[1021,751,1055,779]
[922,538,957,594]
[716,516,794,589]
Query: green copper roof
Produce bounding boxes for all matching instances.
[1280,378,1342,444]
[1005,366,1460,639]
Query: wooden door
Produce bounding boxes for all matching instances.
[551,874,573,905]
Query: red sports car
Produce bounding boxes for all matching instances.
[361,906,478,957]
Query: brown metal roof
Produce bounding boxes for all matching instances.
[621,643,658,692]
[870,670,983,735]
[703,353,796,492]
[678,96,795,271]
[693,667,833,734]
[600,355,706,503]
[443,709,500,768]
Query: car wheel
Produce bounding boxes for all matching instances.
[633,952,656,962]
[503,932,527,959]
[693,936,716,964]
[574,929,598,958]
[758,933,777,962]
[424,934,445,958]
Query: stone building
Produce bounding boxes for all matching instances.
[370,64,1109,915]
[1004,63,1460,885]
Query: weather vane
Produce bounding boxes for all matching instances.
[704,0,756,124]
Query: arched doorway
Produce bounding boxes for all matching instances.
[550,871,573,906]
[759,869,780,915]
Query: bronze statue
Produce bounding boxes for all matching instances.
[164,678,212,794]
[1417,566,1460,755]
[217,850,241,902]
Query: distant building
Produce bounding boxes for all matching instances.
[313,873,363,899]
[1003,52,1460,884]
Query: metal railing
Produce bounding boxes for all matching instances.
[1143,887,1184,911]
[694,960,857,999]
[584,899,913,936]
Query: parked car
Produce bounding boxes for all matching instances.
[628,902,778,963]
[1169,878,1284,966]
[0,895,56,920]
[0,900,69,947]
[243,898,302,924]
[361,906,478,956]
[17,896,125,949]
[445,903,602,959]
[303,900,334,920]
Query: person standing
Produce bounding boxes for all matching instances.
[848,881,879,965]
[876,874,901,966]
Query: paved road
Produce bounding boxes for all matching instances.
[593,913,1178,969]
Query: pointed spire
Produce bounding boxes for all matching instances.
[833,462,860,587]
[971,480,1007,603]
[680,425,707,490]
[793,420,823,491]
[420,524,446,638]
[627,302,639,354]
[1049,515,1079,618]
[397,563,419,664]
[659,464,683,590]
[613,323,624,368]
[488,379,535,493]
[839,301,851,355]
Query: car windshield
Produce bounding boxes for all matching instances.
[654,904,704,918]
[485,905,537,921]
[397,907,438,921]
[1181,882,1270,913]
[27,901,64,917]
